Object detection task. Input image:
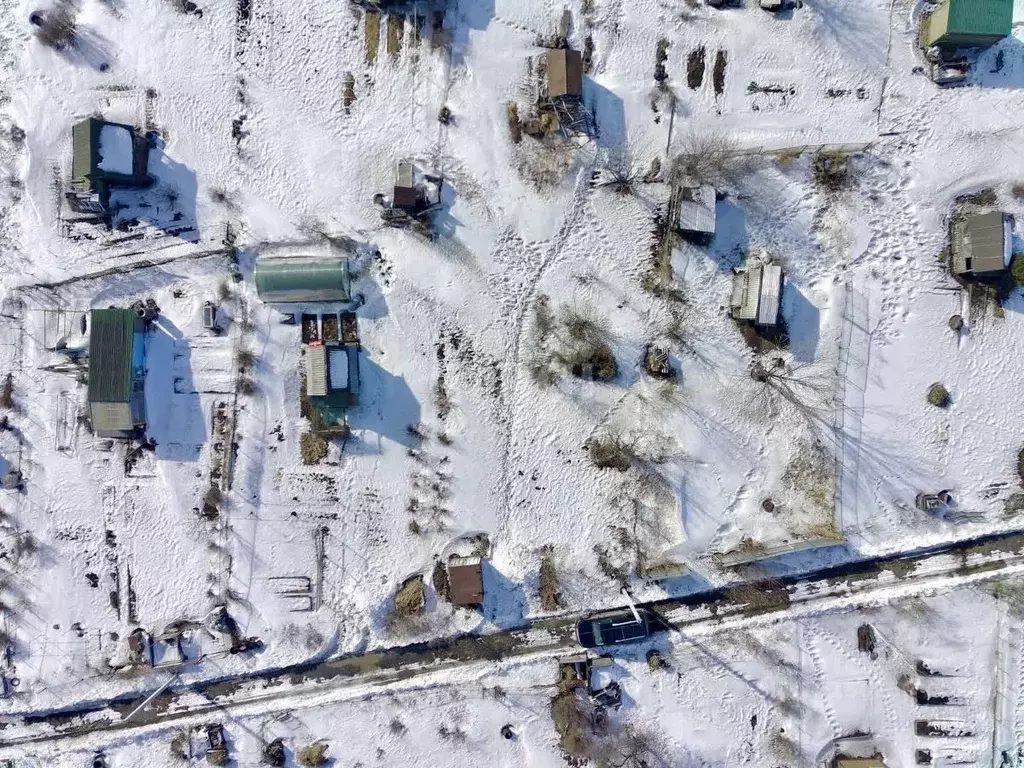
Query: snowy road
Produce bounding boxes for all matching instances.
[2,527,1024,751]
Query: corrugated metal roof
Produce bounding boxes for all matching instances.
[254,256,352,303]
[88,309,135,404]
[757,265,783,326]
[945,0,1011,38]
[306,345,327,397]
[396,161,414,189]
[545,49,583,98]
[733,267,760,321]
[71,119,97,192]
[676,185,717,234]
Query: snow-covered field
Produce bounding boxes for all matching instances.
[1,0,1024,760]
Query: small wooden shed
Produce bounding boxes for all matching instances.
[447,556,484,607]
[950,211,1012,277]
[393,161,419,212]
[675,185,717,237]
[545,49,583,98]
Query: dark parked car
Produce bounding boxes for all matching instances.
[576,609,651,648]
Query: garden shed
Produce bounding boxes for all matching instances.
[254,256,352,303]
[545,49,583,98]
[393,161,418,212]
[71,117,150,196]
[730,262,783,328]
[447,556,485,607]
[675,185,717,237]
[950,211,1012,277]
[924,0,1012,48]
[87,308,148,438]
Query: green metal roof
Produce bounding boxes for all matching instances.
[943,0,1011,38]
[88,309,135,403]
[71,118,98,192]
[254,256,352,303]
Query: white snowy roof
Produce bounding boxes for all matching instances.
[97,124,135,175]
[328,348,349,390]
[676,185,717,234]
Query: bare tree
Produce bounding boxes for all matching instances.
[671,131,742,186]
[598,724,668,768]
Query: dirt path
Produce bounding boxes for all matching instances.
[4,528,1024,751]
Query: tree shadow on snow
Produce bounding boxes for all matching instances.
[144,316,206,461]
[445,0,495,66]
[109,137,200,241]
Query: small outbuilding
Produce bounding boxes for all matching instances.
[730,262,784,328]
[71,118,150,198]
[924,0,1012,48]
[545,49,583,98]
[675,185,717,238]
[950,211,1012,277]
[447,556,484,607]
[254,256,352,304]
[87,308,148,439]
[393,161,419,213]
[834,758,885,768]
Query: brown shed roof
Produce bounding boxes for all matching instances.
[448,557,484,606]
[545,49,583,98]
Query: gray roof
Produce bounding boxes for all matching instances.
[952,212,1010,275]
[676,185,717,234]
[254,256,352,303]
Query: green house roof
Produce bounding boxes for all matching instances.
[254,256,352,303]
[930,0,1012,42]
[88,309,136,403]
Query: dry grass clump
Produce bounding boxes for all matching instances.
[300,432,328,464]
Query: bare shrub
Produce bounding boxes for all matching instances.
[389,718,407,736]
[393,575,425,617]
[518,136,574,188]
[550,689,596,761]
[586,431,637,471]
[434,376,452,419]
[1013,183,1024,200]
[432,559,451,601]
[529,355,559,388]
[560,304,610,346]
[296,742,329,767]
[598,148,644,195]
[598,724,667,768]
[672,131,739,185]
[0,374,12,408]
[236,348,255,370]
[507,102,522,144]
[533,294,555,340]
[31,4,77,50]
[300,432,328,465]
[811,151,850,191]
[539,544,561,611]
[926,382,950,408]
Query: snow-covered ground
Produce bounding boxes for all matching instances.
[1,0,1024,760]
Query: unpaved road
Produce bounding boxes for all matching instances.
[2,529,1024,751]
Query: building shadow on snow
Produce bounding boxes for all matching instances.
[482,560,526,628]
[782,282,820,362]
[144,317,206,461]
[345,354,420,451]
[430,180,462,240]
[109,138,199,241]
[585,78,626,149]
[971,36,1024,88]
[707,199,748,271]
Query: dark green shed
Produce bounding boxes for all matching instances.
[88,309,148,438]
[71,118,150,195]
[924,0,1012,48]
